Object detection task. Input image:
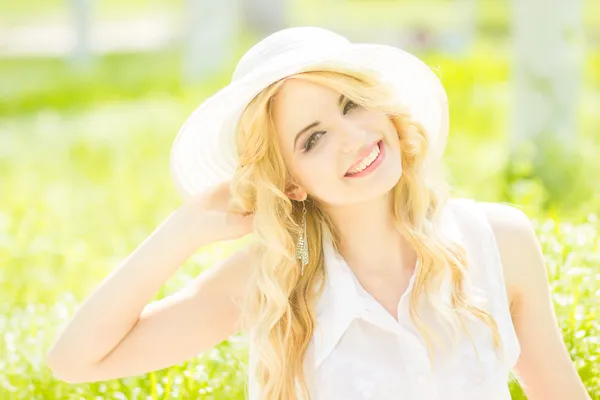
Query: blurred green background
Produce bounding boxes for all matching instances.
[1,0,599,399]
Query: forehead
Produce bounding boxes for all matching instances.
[275,78,339,105]
[272,78,341,136]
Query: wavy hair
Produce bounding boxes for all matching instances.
[229,69,502,400]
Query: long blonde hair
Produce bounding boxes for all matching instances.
[229,69,502,399]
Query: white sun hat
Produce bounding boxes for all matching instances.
[170,26,449,200]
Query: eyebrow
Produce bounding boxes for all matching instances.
[293,94,346,150]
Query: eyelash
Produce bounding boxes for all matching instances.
[303,100,358,152]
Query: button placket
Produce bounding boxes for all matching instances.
[393,328,433,396]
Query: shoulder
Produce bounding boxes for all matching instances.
[477,202,537,255]
[476,202,545,308]
[446,198,532,238]
[477,201,532,232]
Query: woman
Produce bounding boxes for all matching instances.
[47,27,591,399]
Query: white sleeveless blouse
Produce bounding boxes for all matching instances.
[248,198,520,400]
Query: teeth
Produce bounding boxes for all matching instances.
[347,143,380,175]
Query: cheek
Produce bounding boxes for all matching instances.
[294,152,341,193]
[382,120,399,144]
[303,153,338,179]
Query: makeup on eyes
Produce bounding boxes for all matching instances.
[300,97,358,153]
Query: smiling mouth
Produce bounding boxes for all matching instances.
[344,140,384,177]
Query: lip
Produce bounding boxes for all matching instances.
[346,141,380,172]
[344,140,385,178]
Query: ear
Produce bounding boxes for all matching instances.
[284,182,307,202]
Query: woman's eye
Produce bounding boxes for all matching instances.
[304,131,325,152]
[343,100,357,114]
[301,100,357,153]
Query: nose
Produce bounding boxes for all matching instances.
[338,121,368,154]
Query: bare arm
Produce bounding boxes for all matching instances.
[480,202,591,400]
[46,182,255,383]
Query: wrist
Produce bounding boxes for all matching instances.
[171,205,215,248]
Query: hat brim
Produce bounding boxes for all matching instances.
[170,43,449,200]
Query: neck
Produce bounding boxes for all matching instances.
[321,192,416,275]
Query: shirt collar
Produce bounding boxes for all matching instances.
[311,200,465,369]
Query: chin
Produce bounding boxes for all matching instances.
[355,159,402,199]
[372,167,403,197]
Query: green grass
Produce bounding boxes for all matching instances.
[1,45,599,398]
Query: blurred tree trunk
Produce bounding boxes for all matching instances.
[508,0,585,206]
[453,0,478,54]
[183,0,239,83]
[68,0,92,68]
[240,0,288,35]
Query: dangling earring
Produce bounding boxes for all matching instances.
[295,200,309,275]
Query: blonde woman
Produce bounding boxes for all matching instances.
[47,27,591,400]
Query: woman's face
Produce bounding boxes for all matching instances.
[273,78,403,206]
